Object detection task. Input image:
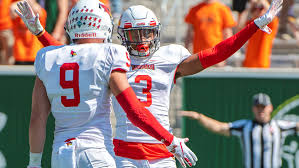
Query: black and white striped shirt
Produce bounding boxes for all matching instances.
[229,119,297,168]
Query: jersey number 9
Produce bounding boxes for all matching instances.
[60,63,80,107]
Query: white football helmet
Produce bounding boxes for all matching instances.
[118,5,161,57]
[65,0,113,42]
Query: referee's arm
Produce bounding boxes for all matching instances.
[180,111,230,136]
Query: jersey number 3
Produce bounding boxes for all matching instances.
[135,75,152,107]
[60,63,80,107]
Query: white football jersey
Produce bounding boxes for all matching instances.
[112,44,191,143]
[35,43,130,148]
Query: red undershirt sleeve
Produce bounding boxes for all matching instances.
[37,31,63,46]
[116,87,174,146]
[198,21,258,69]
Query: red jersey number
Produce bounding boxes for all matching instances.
[135,75,152,107]
[60,63,80,107]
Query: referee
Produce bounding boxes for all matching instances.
[180,93,299,168]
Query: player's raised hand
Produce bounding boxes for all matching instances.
[166,136,198,167]
[14,0,44,35]
[254,0,283,34]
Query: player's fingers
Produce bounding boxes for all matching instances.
[24,0,32,10]
[184,148,196,166]
[268,0,276,12]
[184,138,189,143]
[185,146,198,161]
[14,9,24,18]
[24,0,35,17]
[183,154,194,167]
[21,1,28,14]
[277,0,283,8]
[190,150,198,162]
[17,2,25,14]
[273,0,283,12]
[176,156,186,168]
[271,0,278,11]
[34,13,40,24]
[183,145,198,165]
[274,6,283,16]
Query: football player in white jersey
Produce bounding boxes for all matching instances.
[113,3,283,168]
[16,0,283,167]
[15,0,197,168]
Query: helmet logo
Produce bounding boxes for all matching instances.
[74,32,97,38]
[77,21,82,28]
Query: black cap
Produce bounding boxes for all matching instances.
[252,93,272,106]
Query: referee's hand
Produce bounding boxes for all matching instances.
[179,111,201,120]
[166,136,198,167]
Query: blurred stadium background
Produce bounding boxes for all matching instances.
[0,0,298,167]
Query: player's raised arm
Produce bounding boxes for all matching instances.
[109,71,198,167]
[15,0,62,46]
[180,111,230,136]
[175,0,283,78]
[28,77,51,168]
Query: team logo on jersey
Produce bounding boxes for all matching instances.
[66,142,72,146]
[131,64,155,70]
[64,138,76,146]
[71,50,77,57]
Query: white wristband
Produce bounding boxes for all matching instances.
[28,152,42,167]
